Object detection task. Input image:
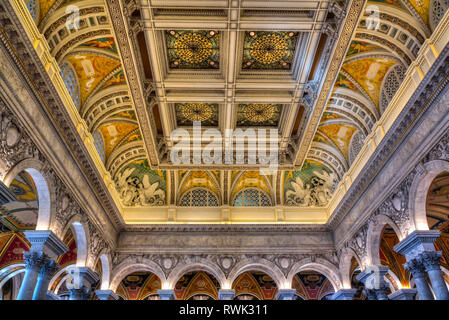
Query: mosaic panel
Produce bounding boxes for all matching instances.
[242,31,299,70]
[175,103,219,126]
[165,30,220,69]
[237,104,281,126]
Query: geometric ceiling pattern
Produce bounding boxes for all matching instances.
[22,0,446,217]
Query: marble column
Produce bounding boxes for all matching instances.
[388,288,417,300]
[356,265,390,300]
[331,289,357,300]
[95,290,119,300]
[403,258,434,300]
[276,289,297,300]
[68,267,100,300]
[394,230,448,300]
[16,252,46,300]
[218,289,235,300]
[420,251,449,300]
[16,231,68,300]
[32,259,59,300]
[157,289,175,300]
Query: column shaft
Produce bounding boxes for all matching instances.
[32,260,59,300]
[404,259,434,300]
[16,252,45,300]
[422,251,449,300]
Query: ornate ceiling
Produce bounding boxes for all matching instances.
[20,0,447,222]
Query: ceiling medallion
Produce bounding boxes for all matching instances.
[243,104,275,122]
[250,34,289,65]
[181,103,213,122]
[243,31,298,70]
[166,30,219,69]
[174,33,212,64]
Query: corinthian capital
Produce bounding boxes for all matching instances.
[419,251,443,272]
[23,251,47,271]
[39,259,59,280]
[403,258,426,277]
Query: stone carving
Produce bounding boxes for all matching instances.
[329,1,346,20]
[151,255,180,277]
[420,251,443,272]
[87,220,107,268]
[301,80,319,109]
[286,171,336,207]
[347,224,368,262]
[0,99,42,176]
[374,171,415,236]
[52,175,81,237]
[23,251,47,271]
[424,131,449,162]
[115,167,165,206]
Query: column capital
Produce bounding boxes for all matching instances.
[394,230,440,260]
[356,265,390,300]
[404,257,427,276]
[419,251,443,272]
[39,259,59,281]
[23,251,47,272]
[218,289,235,300]
[331,289,357,300]
[388,288,417,300]
[95,290,119,300]
[276,289,297,300]
[356,265,389,289]
[157,289,175,300]
[23,230,68,260]
[70,267,100,288]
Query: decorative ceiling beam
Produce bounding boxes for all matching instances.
[105,0,160,167]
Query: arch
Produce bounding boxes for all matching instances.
[232,188,272,207]
[54,273,72,295]
[110,259,166,292]
[379,63,406,114]
[366,214,404,265]
[98,251,112,290]
[62,215,89,267]
[386,269,402,292]
[227,259,286,289]
[348,130,366,165]
[287,259,342,292]
[0,264,25,293]
[229,171,274,205]
[339,247,363,289]
[0,267,25,300]
[409,160,449,232]
[177,171,222,205]
[3,159,54,231]
[179,187,220,207]
[48,264,75,295]
[166,261,227,289]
